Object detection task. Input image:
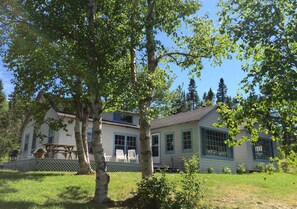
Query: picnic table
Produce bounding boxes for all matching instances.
[43,143,77,159]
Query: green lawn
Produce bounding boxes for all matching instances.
[0,169,296,209]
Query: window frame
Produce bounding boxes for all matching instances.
[200,127,234,160]
[31,131,37,153]
[48,128,54,144]
[253,138,274,161]
[114,133,137,156]
[113,112,133,124]
[24,133,30,151]
[165,132,175,154]
[181,129,192,152]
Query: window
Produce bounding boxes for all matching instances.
[24,134,30,151]
[182,130,192,151]
[201,128,233,159]
[48,128,54,143]
[114,134,137,155]
[87,128,93,153]
[113,112,133,124]
[31,131,37,153]
[165,133,174,153]
[253,138,274,160]
[127,136,137,151]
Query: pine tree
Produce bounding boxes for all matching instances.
[187,78,199,110]
[203,88,214,106]
[216,78,228,103]
[171,85,187,114]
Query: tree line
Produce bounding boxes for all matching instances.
[171,77,234,114]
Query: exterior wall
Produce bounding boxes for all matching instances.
[20,108,59,159]
[152,121,199,170]
[198,109,236,173]
[234,131,277,170]
[21,108,140,160]
[20,120,35,159]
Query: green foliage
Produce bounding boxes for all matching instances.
[207,167,214,174]
[256,163,266,173]
[280,162,289,173]
[216,78,228,104]
[222,167,232,174]
[173,155,204,209]
[236,163,246,174]
[187,78,200,111]
[131,172,173,209]
[218,0,297,165]
[203,88,215,105]
[265,164,276,175]
[131,155,204,209]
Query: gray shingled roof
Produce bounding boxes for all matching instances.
[151,105,217,129]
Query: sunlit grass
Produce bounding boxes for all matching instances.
[0,169,296,209]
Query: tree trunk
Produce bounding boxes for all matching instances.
[92,94,110,203]
[74,111,94,175]
[74,80,93,175]
[139,100,154,177]
[136,0,157,178]
[81,104,91,163]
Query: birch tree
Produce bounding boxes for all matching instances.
[126,0,231,177]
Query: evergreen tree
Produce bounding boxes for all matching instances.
[203,88,214,106]
[216,78,228,103]
[187,78,199,110]
[171,86,187,114]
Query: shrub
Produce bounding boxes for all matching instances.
[236,163,246,174]
[173,155,204,209]
[131,155,205,209]
[131,172,173,209]
[207,167,214,174]
[222,167,232,174]
[280,162,289,173]
[265,163,276,174]
[256,162,266,172]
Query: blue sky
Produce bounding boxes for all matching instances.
[0,0,246,99]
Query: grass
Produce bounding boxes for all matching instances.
[0,169,296,209]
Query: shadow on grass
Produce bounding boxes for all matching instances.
[0,199,110,209]
[0,170,67,182]
[52,186,127,208]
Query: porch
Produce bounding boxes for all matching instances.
[2,158,141,172]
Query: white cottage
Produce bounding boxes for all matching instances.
[20,107,140,161]
[151,106,276,173]
[21,105,276,173]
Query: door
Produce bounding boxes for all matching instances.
[152,133,160,164]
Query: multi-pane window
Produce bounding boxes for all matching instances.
[113,113,133,124]
[114,134,137,155]
[152,134,159,157]
[87,128,93,153]
[254,138,273,160]
[48,128,54,143]
[24,134,30,151]
[127,136,137,151]
[201,128,233,159]
[182,130,192,151]
[115,134,125,152]
[165,133,174,153]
